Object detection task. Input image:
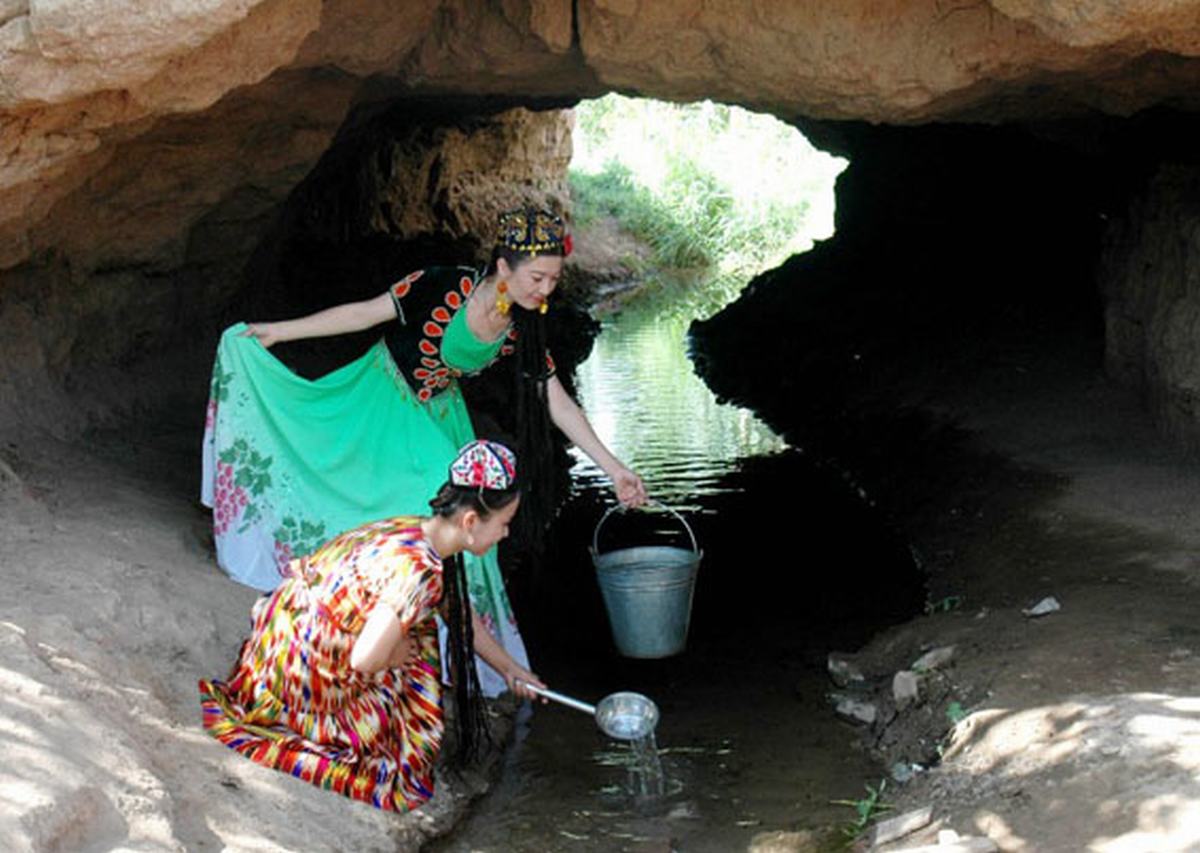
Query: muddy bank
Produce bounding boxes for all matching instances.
[691,281,1200,849]
[844,352,1200,850]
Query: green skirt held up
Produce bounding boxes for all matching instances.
[201,320,527,697]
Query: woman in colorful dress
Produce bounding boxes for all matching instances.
[202,206,646,697]
[199,440,543,813]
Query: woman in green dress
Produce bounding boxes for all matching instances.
[201,207,646,696]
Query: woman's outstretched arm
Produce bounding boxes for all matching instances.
[470,611,545,700]
[546,374,648,507]
[243,291,395,348]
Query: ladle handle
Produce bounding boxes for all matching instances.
[517,681,596,716]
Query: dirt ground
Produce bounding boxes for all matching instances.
[819,348,1200,852]
[0,420,520,852]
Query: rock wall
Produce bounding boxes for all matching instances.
[5,0,1200,438]
[1102,157,1200,448]
[0,97,573,436]
[690,120,1108,480]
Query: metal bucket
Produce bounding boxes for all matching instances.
[591,501,702,659]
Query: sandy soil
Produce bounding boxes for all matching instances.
[0,424,514,852]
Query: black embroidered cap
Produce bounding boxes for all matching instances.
[495,207,568,257]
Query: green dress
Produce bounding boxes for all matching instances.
[201,266,529,696]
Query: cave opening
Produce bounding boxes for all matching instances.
[8,64,1200,848]
[175,90,937,847]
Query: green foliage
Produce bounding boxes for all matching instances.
[946,701,968,725]
[831,778,893,845]
[924,594,965,615]
[570,163,709,270]
[569,93,846,319]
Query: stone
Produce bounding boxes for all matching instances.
[1022,596,1062,617]
[869,805,933,846]
[747,829,821,853]
[1101,164,1200,448]
[992,0,1200,53]
[827,652,866,687]
[829,693,878,725]
[667,801,699,820]
[6,0,1200,280]
[577,0,1200,124]
[890,838,998,853]
[893,670,921,709]
[912,646,956,673]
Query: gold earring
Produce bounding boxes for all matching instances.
[538,301,549,315]
[495,281,511,316]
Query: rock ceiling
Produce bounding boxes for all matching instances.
[4,0,1200,272]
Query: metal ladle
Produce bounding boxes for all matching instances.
[518,681,660,741]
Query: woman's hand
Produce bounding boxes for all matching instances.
[612,466,648,508]
[241,322,282,348]
[506,666,548,702]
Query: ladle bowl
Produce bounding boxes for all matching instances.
[594,691,660,740]
[519,682,660,741]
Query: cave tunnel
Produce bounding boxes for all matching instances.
[7,3,1200,851]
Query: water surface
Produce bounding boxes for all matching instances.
[432,303,924,852]
[568,310,786,509]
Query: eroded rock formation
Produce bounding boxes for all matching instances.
[2,0,1200,439]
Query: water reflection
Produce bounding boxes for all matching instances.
[569,309,786,509]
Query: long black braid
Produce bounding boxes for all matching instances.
[429,482,518,768]
[510,304,557,556]
[486,246,560,557]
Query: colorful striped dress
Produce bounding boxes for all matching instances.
[199,516,445,812]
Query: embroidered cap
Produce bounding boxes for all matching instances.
[449,440,517,491]
[496,207,572,257]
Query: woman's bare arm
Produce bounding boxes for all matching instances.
[244,291,396,347]
[546,374,648,506]
[350,603,404,674]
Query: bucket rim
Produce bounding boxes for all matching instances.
[593,543,703,559]
[591,499,700,557]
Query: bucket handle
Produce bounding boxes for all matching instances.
[591,498,699,557]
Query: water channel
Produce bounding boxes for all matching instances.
[430,304,925,852]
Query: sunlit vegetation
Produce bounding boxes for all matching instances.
[570,93,847,317]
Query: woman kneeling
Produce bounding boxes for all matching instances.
[198,440,542,812]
